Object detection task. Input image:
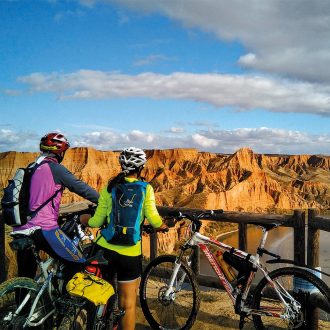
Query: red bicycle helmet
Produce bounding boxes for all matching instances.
[40,132,70,154]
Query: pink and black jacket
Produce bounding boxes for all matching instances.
[16,156,99,231]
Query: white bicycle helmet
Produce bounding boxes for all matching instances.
[119,147,147,172]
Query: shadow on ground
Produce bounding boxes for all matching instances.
[136,289,255,330]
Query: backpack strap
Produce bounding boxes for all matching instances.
[27,187,63,219]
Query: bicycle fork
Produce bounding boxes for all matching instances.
[20,274,55,327]
[163,258,187,302]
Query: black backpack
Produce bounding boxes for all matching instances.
[1,160,62,227]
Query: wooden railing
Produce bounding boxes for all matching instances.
[1,208,328,281]
[155,206,305,263]
[153,207,330,270]
[0,207,329,329]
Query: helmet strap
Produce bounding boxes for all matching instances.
[137,166,144,179]
[55,151,66,163]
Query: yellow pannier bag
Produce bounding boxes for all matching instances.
[66,272,115,306]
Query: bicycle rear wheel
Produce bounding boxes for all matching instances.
[252,267,330,329]
[0,277,52,329]
[140,255,200,330]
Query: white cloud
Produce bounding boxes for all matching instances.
[169,127,185,133]
[1,89,21,96]
[0,129,39,151]
[128,130,154,143]
[238,53,257,66]
[133,54,176,67]
[18,70,330,115]
[2,127,329,155]
[77,0,330,83]
[192,133,218,148]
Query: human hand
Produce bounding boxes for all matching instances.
[157,222,169,232]
[80,214,91,226]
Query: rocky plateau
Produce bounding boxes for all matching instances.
[1,147,329,212]
[1,147,329,277]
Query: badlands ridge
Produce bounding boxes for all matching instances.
[0,147,329,212]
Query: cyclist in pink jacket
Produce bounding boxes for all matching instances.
[14,132,99,280]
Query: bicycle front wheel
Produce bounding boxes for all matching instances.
[140,255,200,330]
[0,277,52,329]
[252,267,330,329]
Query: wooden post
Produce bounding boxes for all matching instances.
[238,223,247,251]
[307,209,320,330]
[292,210,307,330]
[150,232,158,261]
[307,209,320,268]
[293,210,305,266]
[0,214,6,283]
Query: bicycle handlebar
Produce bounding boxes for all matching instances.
[164,209,223,222]
[142,225,169,234]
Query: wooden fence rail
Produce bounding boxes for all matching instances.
[155,206,302,261]
[0,207,329,329]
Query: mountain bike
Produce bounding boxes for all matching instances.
[0,209,123,329]
[140,210,330,329]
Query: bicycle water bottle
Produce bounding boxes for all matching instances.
[215,251,237,282]
[85,261,102,278]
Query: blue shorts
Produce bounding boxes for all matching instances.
[42,228,86,263]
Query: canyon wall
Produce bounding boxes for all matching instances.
[1,147,329,211]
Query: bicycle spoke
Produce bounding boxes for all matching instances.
[140,255,200,330]
[253,267,330,329]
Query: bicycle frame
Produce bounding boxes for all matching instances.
[21,256,58,327]
[167,225,301,320]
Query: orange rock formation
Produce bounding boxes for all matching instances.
[1,147,329,273]
[0,147,329,211]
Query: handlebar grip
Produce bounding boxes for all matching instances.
[143,225,169,234]
[166,218,177,228]
[166,210,182,217]
[142,225,154,234]
[213,209,224,215]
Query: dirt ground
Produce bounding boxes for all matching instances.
[135,288,255,330]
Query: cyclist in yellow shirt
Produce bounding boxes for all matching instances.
[81,147,168,330]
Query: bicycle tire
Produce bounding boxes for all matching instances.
[0,277,52,329]
[140,254,200,330]
[252,267,330,329]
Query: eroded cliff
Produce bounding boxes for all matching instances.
[1,147,329,211]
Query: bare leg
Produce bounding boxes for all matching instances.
[118,278,140,330]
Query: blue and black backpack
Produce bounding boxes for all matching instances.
[101,181,148,246]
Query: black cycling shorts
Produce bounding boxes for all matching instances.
[93,245,142,282]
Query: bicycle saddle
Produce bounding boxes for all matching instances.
[9,227,40,251]
[9,235,35,251]
[85,249,108,266]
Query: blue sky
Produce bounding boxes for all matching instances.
[1,0,330,154]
